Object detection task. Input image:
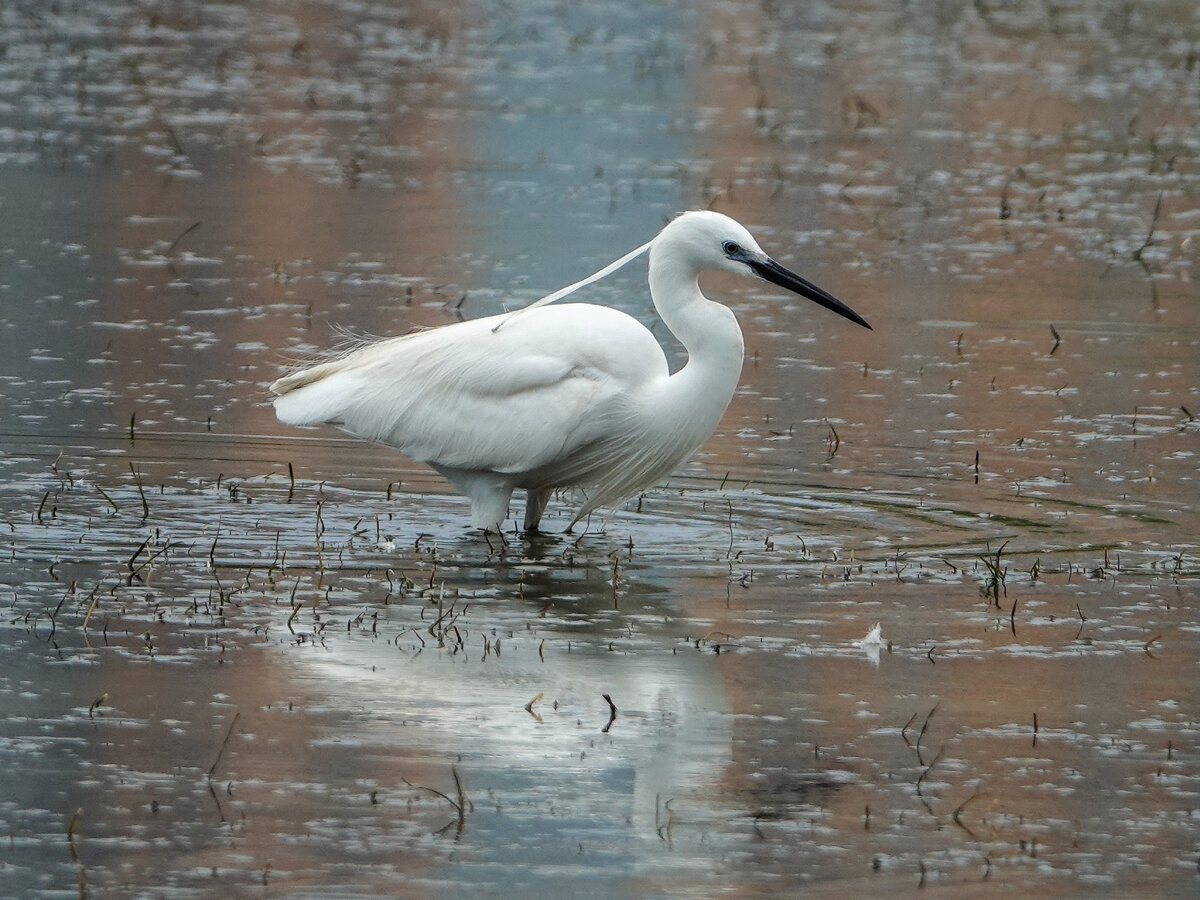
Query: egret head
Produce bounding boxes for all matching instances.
[656,210,872,330]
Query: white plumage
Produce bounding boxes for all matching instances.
[271,210,870,532]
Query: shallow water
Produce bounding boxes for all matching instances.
[2,0,1198,896]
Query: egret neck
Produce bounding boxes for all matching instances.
[644,243,746,440]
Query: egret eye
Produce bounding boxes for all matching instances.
[722,240,742,256]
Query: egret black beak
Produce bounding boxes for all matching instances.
[749,256,872,331]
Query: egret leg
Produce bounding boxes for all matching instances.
[523,488,552,532]
[433,465,514,530]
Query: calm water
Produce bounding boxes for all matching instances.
[2,1,1198,896]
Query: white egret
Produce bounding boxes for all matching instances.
[271,210,871,532]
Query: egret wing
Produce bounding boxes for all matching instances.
[272,304,668,475]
